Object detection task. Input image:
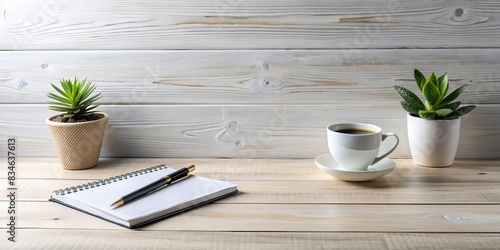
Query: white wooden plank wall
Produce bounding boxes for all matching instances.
[1,0,499,158]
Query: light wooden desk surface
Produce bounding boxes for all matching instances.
[2,158,500,249]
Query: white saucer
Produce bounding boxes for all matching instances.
[314,154,396,181]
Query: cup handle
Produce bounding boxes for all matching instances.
[371,133,399,165]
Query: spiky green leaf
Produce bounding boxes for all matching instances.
[419,110,436,119]
[422,79,441,107]
[85,105,100,113]
[60,79,70,93]
[428,72,439,87]
[46,77,101,119]
[414,69,426,91]
[47,92,71,104]
[47,104,73,111]
[400,101,420,115]
[49,83,71,99]
[48,106,72,112]
[441,84,468,106]
[47,101,72,107]
[439,101,461,111]
[74,78,91,102]
[445,105,477,119]
[394,85,425,109]
[437,72,449,100]
[435,108,453,117]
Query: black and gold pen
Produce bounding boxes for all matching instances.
[110,165,196,208]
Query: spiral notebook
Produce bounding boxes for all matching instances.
[49,164,238,229]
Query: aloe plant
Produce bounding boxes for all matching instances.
[47,77,101,120]
[394,69,476,120]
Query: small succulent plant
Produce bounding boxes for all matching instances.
[394,69,476,120]
[47,77,101,120]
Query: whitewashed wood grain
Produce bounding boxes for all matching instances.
[3,158,499,249]
[8,179,500,204]
[1,1,500,50]
[6,201,500,232]
[10,230,500,250]
[8,158,500,182]
[1,49,499,105]
[1,104,498,158]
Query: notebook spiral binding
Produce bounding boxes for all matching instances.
[52,164,167,196]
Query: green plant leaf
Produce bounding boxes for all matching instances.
[79,81,96,102]
[394,85,425,109]
[61,79,76,101]
[47,103,73,110]
[441,84,468,106]
[400,101,420,115]
[85,105,99,113]
[437,72,449,100]
[47,101,71,106]
[48,106,72,112]
[79,94,101,108]
[439,101,461,111]
[414,69,426,91]
[445,105,477,119]
[419,110,436,119]
[435,108,453,117]
[49,83,71,99]
[422,79,441,107]
[75,78,91,103]
[428,72,439,88]
[60,79,70,93]
[46,77,101,119]
[47,93,71,104]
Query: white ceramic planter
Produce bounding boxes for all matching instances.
[407,113,461,167]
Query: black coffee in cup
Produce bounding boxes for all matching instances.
[335,128,376,135]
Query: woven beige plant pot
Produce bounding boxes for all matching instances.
[46,112,109,170]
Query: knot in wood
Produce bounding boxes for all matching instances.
[261,63,269,71]
[18,80,28,90]
[226,121,238,133]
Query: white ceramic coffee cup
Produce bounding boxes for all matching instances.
[327,123,399,171]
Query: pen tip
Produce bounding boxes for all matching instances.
[110,198,124,208]
[188,164,196,172]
